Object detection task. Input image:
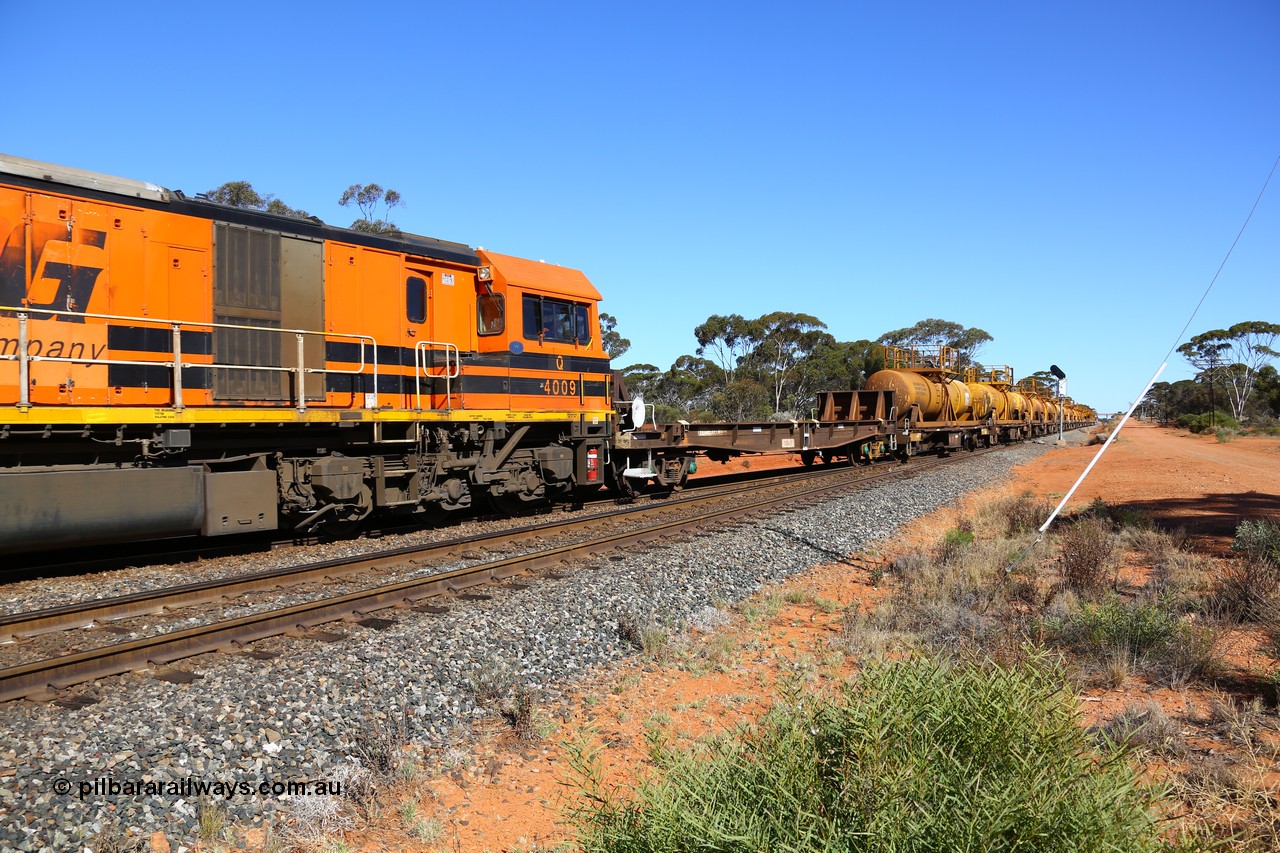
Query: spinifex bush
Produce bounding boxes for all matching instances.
[569,655,1169,852]
[933,525,975,565]
[1210,519,1280,623]
[1211,557,1280,623]
[982,491,1055,537]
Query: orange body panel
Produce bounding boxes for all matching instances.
[1,184,213,407]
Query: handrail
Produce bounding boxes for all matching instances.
[0,305,378,412]
[879,344,958,374]
[413,340,461,411]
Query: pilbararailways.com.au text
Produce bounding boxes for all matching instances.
[49,775,340,801]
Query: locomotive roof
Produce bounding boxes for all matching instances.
[0,154,480,267]
[479,250,602,301]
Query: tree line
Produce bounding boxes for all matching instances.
[607,315,993,423]
[204,180,403,235]
[1143,321,1280,431]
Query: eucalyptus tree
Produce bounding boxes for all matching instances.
[877,318,993,368]
[1177,321,1280,421]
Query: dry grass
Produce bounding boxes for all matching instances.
[1174,758,1280,852]
[1210,557,1280,623]
[1095,701,1186,756]
[1205,693,1280,761]
[503,685,552,743]
[973,491,1055,538]
[618,611,674,660]
[1057,516,1119,596]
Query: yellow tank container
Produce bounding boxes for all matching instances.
[986,385,1011,419]
[864,369,947,420]
[966,382,997,420]
[1005,390,1029,421]
[947,379,973,420]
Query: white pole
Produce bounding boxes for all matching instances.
[1038,362,1168,534]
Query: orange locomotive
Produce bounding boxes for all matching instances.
[0,156,614,552]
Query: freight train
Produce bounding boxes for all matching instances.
[0,155,1093,556]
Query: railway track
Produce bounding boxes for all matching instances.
[0,458,852,583]
[0,448,989,702]
[0,462,866,642]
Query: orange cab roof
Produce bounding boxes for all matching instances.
[480,250,602,301]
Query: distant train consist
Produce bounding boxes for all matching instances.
[0,155,1093,555]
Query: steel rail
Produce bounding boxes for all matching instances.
[0,448,985,702]
[0,452,857,584]
[0,460,899,642]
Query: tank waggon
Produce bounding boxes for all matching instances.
[0,155,614,553]
[965,364,1037,442]
[1017,377,1061,438]
[966,379,999,422]
[863,346,998,454]
[860,349,1102,458]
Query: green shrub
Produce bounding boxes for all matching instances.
[1232,519,1280,565]
[1176,412,1239,433]
[934,526,975,564]
[1212,519,1280,624]
[1051,599,1183,657]
[569,655,1169,852]
[1045,598,1218,682]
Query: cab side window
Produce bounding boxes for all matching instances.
[477,293,504,335]
[406,276,427,324]
[522,295,542,340]
[522,295,592,343]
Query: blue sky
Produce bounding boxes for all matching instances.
[7,1,1277,414]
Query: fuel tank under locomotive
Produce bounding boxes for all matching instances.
[0,466,277,554]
